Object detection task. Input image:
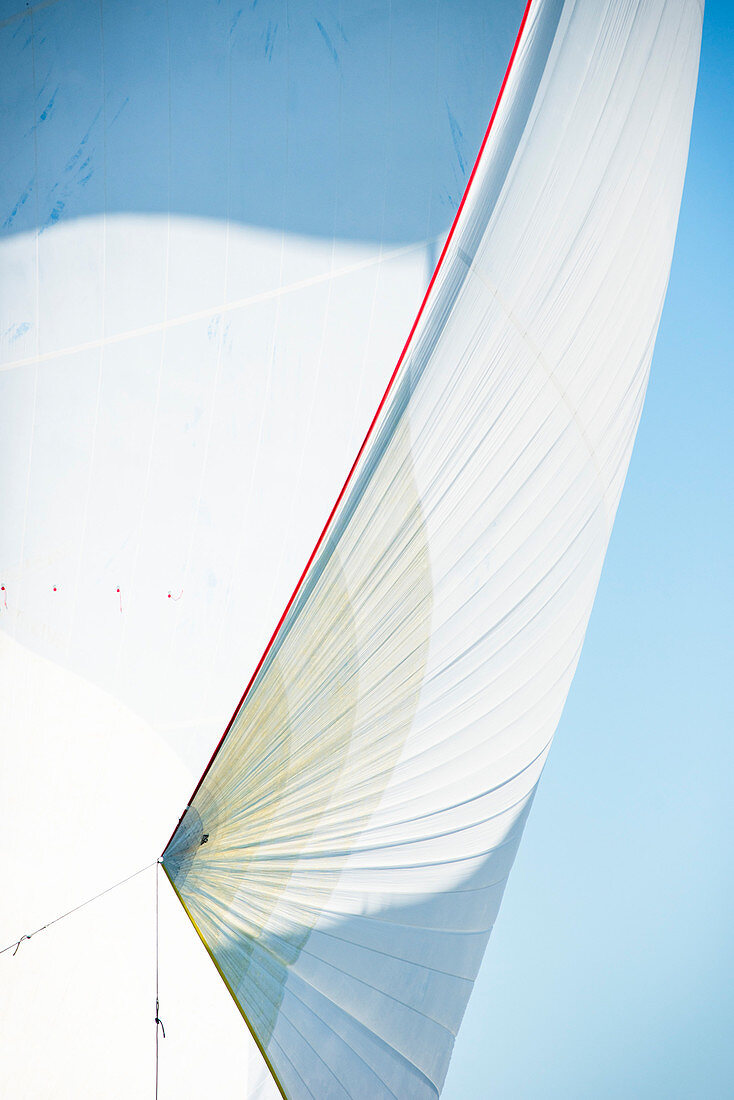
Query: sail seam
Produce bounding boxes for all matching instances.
[1,239,430,373]
[458,249,613,533]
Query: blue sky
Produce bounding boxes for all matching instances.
[445,2,734,1096]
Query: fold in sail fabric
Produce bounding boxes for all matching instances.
[163,1,703,1096]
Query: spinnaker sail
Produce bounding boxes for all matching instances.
[162,1,704,1097]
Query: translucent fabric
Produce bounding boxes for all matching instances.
[163,1,703,1097]
[1,3,524,1094]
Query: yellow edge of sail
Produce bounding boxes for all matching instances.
[160,861,289,1100]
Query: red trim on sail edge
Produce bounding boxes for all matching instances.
[163,0,534,855]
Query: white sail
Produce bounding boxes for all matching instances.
[0,1,527,1095]
[161,1,704,1097]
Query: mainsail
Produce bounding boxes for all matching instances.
[0,1,527,1093]
[161,1,703,1097]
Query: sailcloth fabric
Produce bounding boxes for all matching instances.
[163,1,703,1096]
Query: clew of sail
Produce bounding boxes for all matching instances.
[162,0,703,1096]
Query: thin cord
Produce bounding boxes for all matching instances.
[0,860,158,958]
[154,860,165,1098]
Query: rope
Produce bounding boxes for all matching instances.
[154,860,165,1098]
[0,860,158,958]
